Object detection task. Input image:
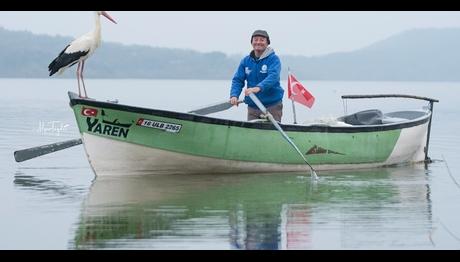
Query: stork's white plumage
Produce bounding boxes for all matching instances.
[48,11,117,98]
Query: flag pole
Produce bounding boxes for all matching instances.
[291,100,297,124]
[288,67,298,124]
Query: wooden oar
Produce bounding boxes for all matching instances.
[248,93,318,180]
[188,100,242,115]
[14,100,243,163]
[14,138,83,163]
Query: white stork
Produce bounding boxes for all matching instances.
[48,11,117,98]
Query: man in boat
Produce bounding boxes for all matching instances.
[229,30,284,122]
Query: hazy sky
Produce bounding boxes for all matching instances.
[1,11,459,56]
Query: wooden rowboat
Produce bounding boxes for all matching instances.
[68,92,438,176]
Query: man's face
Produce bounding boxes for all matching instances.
[252,36,268,52]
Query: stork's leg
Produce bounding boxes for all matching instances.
[81,61,88,98]
[76,62,82,97]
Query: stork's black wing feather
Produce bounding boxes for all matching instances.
[48,45,89,76]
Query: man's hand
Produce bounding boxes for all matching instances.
[244,87,261,96]
[230,97,239,106]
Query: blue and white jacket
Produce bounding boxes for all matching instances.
[230,47,284,108]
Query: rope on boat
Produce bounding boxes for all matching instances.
[442,155,460,190]
[429,217,460,246]
[430,156,460,244]
[439,219,460,242]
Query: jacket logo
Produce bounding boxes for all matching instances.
[245,67,252,75]
[260,64,268,74]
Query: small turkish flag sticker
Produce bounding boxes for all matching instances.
[81,107,98,117]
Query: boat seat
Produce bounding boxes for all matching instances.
[381,117,407,124]
[248,119,271,123]
[302,118,353,127]
[338,109,383,125]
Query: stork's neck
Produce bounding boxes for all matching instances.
[93,12,102,47]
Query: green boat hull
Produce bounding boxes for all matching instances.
[69,92,431,176]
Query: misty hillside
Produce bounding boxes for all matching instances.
[0,27,459,81]
[282,28,460,81]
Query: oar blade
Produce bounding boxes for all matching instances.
[188,101,234,115]
[14,138,82,162]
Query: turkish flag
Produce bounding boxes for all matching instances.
[81,107,98,117]
[287,73,315,108]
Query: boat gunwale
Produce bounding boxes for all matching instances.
[69,92,431,133]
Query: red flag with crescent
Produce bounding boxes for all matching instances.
[287,73,315,108]
[81,107,98,117]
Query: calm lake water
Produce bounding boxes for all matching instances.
[1,78,459,249]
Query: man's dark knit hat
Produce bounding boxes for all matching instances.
[251,30,270,45]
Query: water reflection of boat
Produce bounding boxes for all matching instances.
[13,171,86,201]
[73,166,432,249]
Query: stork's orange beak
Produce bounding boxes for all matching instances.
[101,11,117,24]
